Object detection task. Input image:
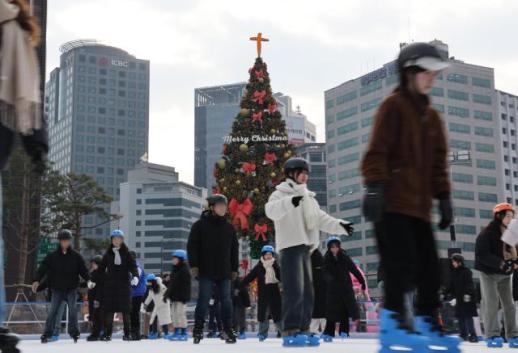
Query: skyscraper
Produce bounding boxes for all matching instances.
[194,84,317,190]
[497,91,518,205]
[45,40,150,237]
[324,40,503,289]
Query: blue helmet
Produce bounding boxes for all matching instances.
[326,236,341,248]
[261,245,275,255]
[172,249,187,260]
[111,229,124,238]
[146,273,156,282]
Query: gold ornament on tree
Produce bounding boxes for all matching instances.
[239,144,249,152]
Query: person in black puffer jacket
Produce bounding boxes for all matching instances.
[445,254,478,343]
[187,194,239,344]
[32,229,89,342]
[95,230,138,341]
[164,249,191,340]
[322,236,365,340]
[475,203,518,345]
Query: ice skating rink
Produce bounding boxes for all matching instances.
[18,337,513,353]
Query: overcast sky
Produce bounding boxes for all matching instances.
[46,0,518,184]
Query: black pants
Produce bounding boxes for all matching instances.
[458,316,476,338]
[104,312,130,337]
[323,320,349,337]
[130,296,144,337]
[375,213,440,317]
[90,307,103,337]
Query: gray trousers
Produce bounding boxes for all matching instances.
[480,272,518,338]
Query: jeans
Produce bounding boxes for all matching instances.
[195,278,232,329]
[43,289,79,337]
[323,320,349,337]
[375,213,440,318]
[458,316,476,338]
[257,306,282,336]
[480,272,518,338]
[130,296,143,337]
[0,175,5,324]
[279,245,314,335]
[52,301,66,336]
[233,304,246,333]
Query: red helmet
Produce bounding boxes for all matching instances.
[493,203,515,215]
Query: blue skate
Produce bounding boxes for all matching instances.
[486,336,504,348]
[178,328,189,341]
[339,332,349,339]
[321,334,333,343]
[167,328,180,341]
[415,316,460,353]
[258,334,267,342]
[148,332,158,340]
[49,335,59,342]
[379,309,430,353]
[238,332,246,340]
[509,336,518,348]
[306,334,320,347]
[282,334,307,347]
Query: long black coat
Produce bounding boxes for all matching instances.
[241,260,282,322]
[475,220,509,275]
[164,262,191,303]
[98,246,138,313]
[323,250,365,321]
[187,211,239,280]
[33,248,89,291]
[311,249,327,318]
[446,266,478,318]
[232,278,251,308]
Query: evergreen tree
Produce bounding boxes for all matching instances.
[213,56,295,258]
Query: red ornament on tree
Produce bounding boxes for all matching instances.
[268,102,277,114]
[252,90,267,104]
[254,223,268,241]
[228,198,253,230]
[241,162,256,174]
[252,111,263,122]
[255,70,264,78]
[263,152,277,164]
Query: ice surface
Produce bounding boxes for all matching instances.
[18,337,512,353]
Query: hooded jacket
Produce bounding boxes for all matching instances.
[144,277,172,326]
[265,179,348,252]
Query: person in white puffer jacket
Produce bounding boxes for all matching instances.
[144,274,172,339]
[265,157,354,347]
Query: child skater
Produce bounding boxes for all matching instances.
[144,274,172,339]
[164,250,191,341]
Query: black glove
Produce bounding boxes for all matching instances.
[438,197,453,230]
[502,260,515,275]
[340,222,354,235]
[362,183,384,223]
[292,196,303,207]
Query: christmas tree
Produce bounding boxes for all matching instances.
[213,33,295,259]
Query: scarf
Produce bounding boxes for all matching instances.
[288,179,320,231]
[0,1,41,135]
[260,257,279,284]
[113,247,122,265]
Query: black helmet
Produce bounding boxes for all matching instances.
[207,194,228,207]
[57,229,73,241]
[91,255,103,265]
[284,157,310,176]
[397,42,449,75]
[450,253,464,264]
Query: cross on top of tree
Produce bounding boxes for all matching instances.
[249,32,269,57]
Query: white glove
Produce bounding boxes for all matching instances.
[463,294,471,303]
[87,280,96,289]
[449,298,457,307]
[131,277,139,286]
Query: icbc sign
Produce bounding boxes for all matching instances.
[111,59,129,68]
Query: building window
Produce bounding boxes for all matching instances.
[473,94,492,105]
[504,141,509,148]
[505,169,510,176]
[472,77,491,88]
[477,176,497,186]
[447,90,469,101]
[449,122,471,134]
[453,190,475,201]
[136,199,142,205]
[447,73,468,84]
[448,106,469,118]
[336,91,357,105]
[137,188,142,194]
[336,122,359,135]
[336,107,358,121]
[476,159,496,169]
[474,127,493,137]
[474,110,492,121]
[479,192,498,203]
[430,87,444,97]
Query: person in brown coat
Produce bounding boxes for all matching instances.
[361,42,458,352]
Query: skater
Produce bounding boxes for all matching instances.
[310,249,327,335]
[95,229,139,341]
[86,255,105,341]
[32,229,89,343]
[164,249,191,341]
[445,254,478,343]
[144,274,172,339]
[321,236,365,342]
[206,289,223,338]
[187,194,239,344]
[265,157,353,347]
[232,275,251,340]
[361,42,459,353]
[129,251,147,340]
[240,245,282,341]
[475,203,518,348]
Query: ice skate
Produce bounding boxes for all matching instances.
[0,329,20,353]
[415,316,460,353]
[147,331,158,340]
[193,325,203,344]
[486,336,504,348]
[222,328,237,344]
[509,336,518,348]
[379,309,430,353]
[258,334,267,342]
[305,333,321,346]
[86,335,99,342]
[167,328,180,341]
[282,333,308,347]
[321,334,333,342]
